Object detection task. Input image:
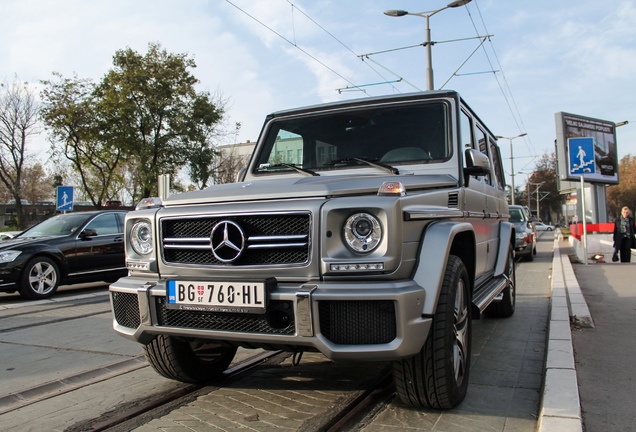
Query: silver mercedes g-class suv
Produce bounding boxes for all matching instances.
[110,90,515,409]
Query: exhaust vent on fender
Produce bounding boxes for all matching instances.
[448,192,459,208]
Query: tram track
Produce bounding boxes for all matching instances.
[66,350,290,432]
[0,297,110,333]
[69,351,396,432]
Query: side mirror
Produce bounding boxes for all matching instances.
[463,149,491,186]
[79,228,98,239]
[236,167,247,183]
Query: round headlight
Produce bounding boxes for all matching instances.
[344,213,382,253]
[131,221,153,255]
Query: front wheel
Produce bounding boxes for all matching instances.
[19,257,60,300]
[143,335,237,383]
[393,255,471,409]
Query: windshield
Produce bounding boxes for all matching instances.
[254,101,450,174]
[20,214,90,237]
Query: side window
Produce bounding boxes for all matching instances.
[460,110,473,151]
[489,139,505,190]
[460,110,477,177]
[474,125,492,185]
[85,213,119,236]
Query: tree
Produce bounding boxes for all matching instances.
[96,42,224,200]
[215,142,252,185]
[606,154,636,218]
[41,73,124,208]
[0,78,40,228]
[22,163,53,204]
[525,152,562,223]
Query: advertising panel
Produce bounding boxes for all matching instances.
[555,112,619,185]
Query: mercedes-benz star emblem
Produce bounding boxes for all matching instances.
[210,220,246,263]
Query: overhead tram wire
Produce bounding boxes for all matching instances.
[224,0,364,94]
[438,36,493,89]
[225,0,402,95]
[465,1,536,159]
[283,0,401,94]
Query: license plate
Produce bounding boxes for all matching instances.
[167,280,267,313]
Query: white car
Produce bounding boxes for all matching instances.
[535,222,555,231]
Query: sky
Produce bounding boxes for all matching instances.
[1,0,635,190]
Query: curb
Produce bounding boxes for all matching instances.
[538,232,593,432]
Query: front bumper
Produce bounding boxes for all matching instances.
[109,276,432,361]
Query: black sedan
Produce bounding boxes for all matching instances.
[0,210,127,300]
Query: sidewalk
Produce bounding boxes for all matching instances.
[539,231,635,431]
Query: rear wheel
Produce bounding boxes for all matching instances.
[19,257,60,300]
[526,237,535,261]
[393,255,471,409]
[143,335,237,383]
[484,246,516,318]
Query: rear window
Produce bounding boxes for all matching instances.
[509,208,525,223]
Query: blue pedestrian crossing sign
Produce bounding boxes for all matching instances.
[56,186,74,211]
[568,137,596,176]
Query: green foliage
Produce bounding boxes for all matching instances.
[41,43,226,203]
[524,152,562,222]
[40,72,123,207]
[607,154,636,217]
[96,42,223,198]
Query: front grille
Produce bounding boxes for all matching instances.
[161,213,310,266]
[154,297,295,335]
[111,291,141,329]
[319,300,396,345]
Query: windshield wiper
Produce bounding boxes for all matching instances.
[265,163,319,177]
[324,158,399,174]
[353,157,400,175]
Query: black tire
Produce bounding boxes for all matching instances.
[526,247,534,261]
[19,256,60,300]
[484,246,516,318]
[393,255,471,409]
[143,335,237,383]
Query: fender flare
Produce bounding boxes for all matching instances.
[494,221,514,276]
[412,221,474,316]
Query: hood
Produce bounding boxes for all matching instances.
[164,174,459,206]
[0,236,57,250]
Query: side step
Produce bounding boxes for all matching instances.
[472,275,508,316]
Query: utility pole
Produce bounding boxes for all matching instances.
[528,181,545,220]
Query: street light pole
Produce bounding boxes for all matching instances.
[384,0,472,91]
[496,133,527,205]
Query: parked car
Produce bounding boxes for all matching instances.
[0,210,127,299]
[0,231,22,242]
[7,199,30,205]
[105,200,122,207]
[535,222,555,231]
[509,205,536,261]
